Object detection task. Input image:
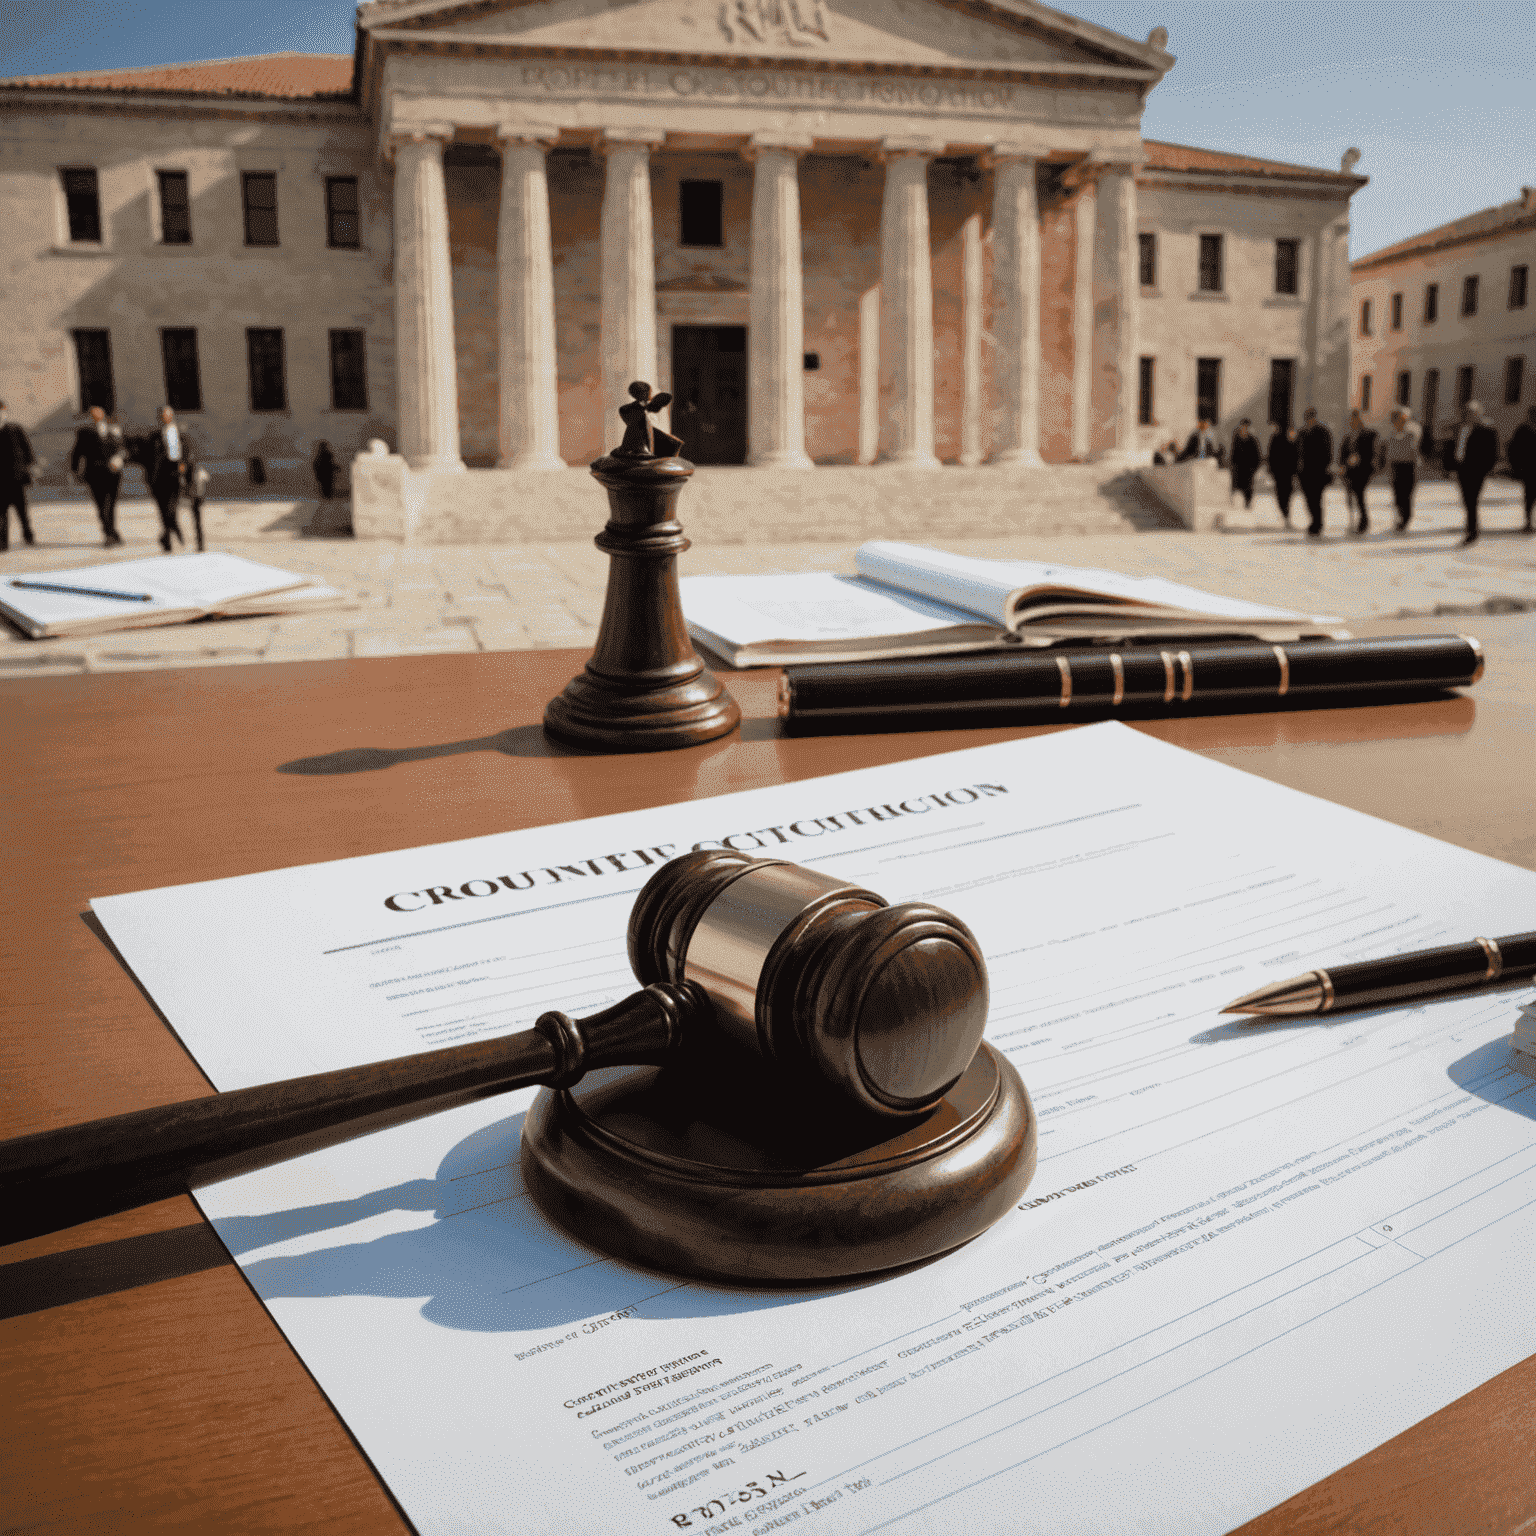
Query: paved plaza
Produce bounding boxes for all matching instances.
[1,474,1532,678]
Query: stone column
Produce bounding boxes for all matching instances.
[392,124,464,472]
[599,129,664,420]
[988,151,1044,466]
[878,141,943,467]
[746,135,814,469]
[495,125,565,470]
[1070,175,1097,462]
[1096,165,1140,462]
[959,210,984,466]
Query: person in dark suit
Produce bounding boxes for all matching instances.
[312,441,337,500]
[0,399,38,551]
[1297,407,1334,538]
[1266,423,1299,526]
[139,405,196,552]
[1451,401,1499,544]
[1228,419,1261,509]
[1338,409,1379,534]
[1507,405,1536,533]
[69,405,126,546]
[1177,419,1223,465]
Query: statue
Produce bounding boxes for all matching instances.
[616,380,684,459]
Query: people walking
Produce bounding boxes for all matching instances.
[141,405,196,552]
[1228,419,1260,510]
[1452,401,1499,545]
[1297,408,1334,538]
[0,399,37,550]
[1339,410,1378,534]
[69,404,126,546]
[1266,423,1299,526]
[1507,405,1536,533]
[1381,409,1421,531]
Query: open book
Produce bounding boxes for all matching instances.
[681,541,1347,666]
[1,552,352,639]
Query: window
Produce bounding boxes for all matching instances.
[157,171,191,244]
[326,176,360,249]
[1511,265,1529,309]
[1360,375,1372,412]
[1423,368,1440,431]
[679,180,723,247]
[1455,365,1474,408]
[242,172,279,246]
[1138,232,1156,287]
[329,329,368,410]
[246,328,286,410]
[803,352,819,370]
[160,328,202,411]
[71,329,114,414]
[1461,275,1479,317]
[1507,356,1526,405]
[1424,283,1438,323]
[1196,357,1221,424]
[60,167,101,242]
[1198,234,1223,293]
[1391,292,1403,330]
[1396,371,1412,407]
[1274,238,1298,296]
[1268,359,1294,432]
[1138,356,1154,425]
[1359,299,1373,336]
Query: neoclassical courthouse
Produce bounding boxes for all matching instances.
[2,0,1367,527]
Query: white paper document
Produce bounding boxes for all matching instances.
[91,724,1536,1535]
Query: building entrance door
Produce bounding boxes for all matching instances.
[671,325,747,464]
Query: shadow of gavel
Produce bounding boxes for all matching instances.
[1,852,997,1250]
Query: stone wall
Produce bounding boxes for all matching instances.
[1352,221,1536,449]
[0,105,395,488]
[1136,183,1349,452]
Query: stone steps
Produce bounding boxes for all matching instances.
[388,462,1179,544]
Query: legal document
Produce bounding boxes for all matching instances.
[92,723,1536,1535]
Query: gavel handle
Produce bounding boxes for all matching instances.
[0,982,697,1248]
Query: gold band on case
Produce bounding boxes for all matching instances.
[776,674,792,719]
[1110,653,1125,707]
[1160,651,1176,704]
[1476,936,1503,981]
[1318,969,1334,1012]
[1273,645,1290,697]
[1177,651,1194,703]
[1056,655,1073,708]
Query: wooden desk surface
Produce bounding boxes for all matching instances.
[4,613,1533,1534]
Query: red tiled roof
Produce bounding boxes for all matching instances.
[1352,190,1536,270]
[0,52,353,100]
[1142,140,1361,182]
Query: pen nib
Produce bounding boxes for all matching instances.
[1221,973,1326,1017]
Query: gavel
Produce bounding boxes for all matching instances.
[1,851,1007,1253]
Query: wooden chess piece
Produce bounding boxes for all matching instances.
[544,381,740,751]
[0,854,1035,1283]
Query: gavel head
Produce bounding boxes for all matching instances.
[627,850,988,1118]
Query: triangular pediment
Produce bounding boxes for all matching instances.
[361,0,1168,74]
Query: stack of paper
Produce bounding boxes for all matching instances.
[681,541,1346,666]
[1511,1001,1536,1077]
[91,724,1536,1536]
[1,552,352,639]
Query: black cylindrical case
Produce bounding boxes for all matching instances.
[779,634,1483,723]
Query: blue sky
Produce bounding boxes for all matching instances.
[2,0,1531,257]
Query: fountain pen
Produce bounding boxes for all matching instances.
[1223,929,1536,1017]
